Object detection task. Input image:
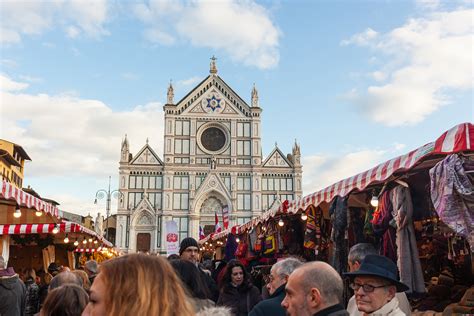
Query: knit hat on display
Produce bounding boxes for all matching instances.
[179,237,199,255]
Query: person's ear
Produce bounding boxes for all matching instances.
[308,287,321,308]
[353,261,361,271]
[387,286,397,299]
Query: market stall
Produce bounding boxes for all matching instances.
[0,180,113,271]
[203,122,473,312]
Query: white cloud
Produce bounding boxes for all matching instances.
[371,71,386,82]
[416,0,440,10]
[18,75,43,83]
[393,143,406,151]
[0,76,163,215]
[1,59,18,68]
[178,76,201,87]
[66,26,80,38]
[0,74,29,92]
[302,149,388,195]
[0,0,110,44]
[121,73,139,81]
[340,28,378,46]
[42,42,56,48]
[134,0,280,69]
[344,8,473,126]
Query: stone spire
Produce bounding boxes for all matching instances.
[120,134,130,163]
[292,139,301,166]
[210,56,218,75]
[251,83,259,107]
[167,80,174,104]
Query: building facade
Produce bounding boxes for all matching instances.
[116,59,302,253]
[0,139,31,188]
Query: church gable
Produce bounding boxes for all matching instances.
[131,193,156,215]
[177,76,251,118]
[130,144,163,165]
[262,147,293,168]
[194,172,232,202]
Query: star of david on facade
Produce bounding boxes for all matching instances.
[206,95,222,111]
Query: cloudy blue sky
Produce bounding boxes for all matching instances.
[1,0,472,217]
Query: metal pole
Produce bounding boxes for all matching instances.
[106,176,111,241]
[95,177,123,245]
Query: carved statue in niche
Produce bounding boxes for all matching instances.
[138,214,152,225]
[201,196,223,214]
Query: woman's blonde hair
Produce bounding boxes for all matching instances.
[99,253,194,316]
[72,269,91,291]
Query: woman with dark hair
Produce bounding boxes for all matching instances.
[170,259,215,312]
[217,259,261,316]
[40,284,88,316]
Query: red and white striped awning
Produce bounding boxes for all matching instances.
[1,181,60,218]
[0,222,81,235]
[0,221,113,247]
[238,122,474,233]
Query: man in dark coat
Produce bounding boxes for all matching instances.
[282,261,348,316]
[249,257,302,316]
[0,256,26,316]
[180,237,219,302]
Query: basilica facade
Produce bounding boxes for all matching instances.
[116,59,302,253]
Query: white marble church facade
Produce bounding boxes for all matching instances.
[116,59,302,254]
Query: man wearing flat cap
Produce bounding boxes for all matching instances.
[344,254,409,316]
[179,237,219,302]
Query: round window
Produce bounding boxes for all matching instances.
[200,127,227,152]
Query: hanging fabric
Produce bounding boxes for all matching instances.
[430,154,474,251]
[391,185,426,294]
[372,190,397,263]
[0,235,9,266]
[67,251,75,269]
[330,196,349,275]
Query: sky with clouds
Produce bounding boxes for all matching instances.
[1,0,472,217]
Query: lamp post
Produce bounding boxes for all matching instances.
[94,176,123,241]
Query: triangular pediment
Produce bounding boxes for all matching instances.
[131,196,156,226]
[131,193,156,215]
[176,75,251,118]
[130,144,162,165]
[262,147,293,168]
[194,171,232,204]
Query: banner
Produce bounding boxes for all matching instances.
[215,212,222,233]
[199,226,205,240]
[165,220,179,256]
[222,205,229,230]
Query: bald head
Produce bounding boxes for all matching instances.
[297,261,343,306]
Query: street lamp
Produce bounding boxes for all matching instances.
[94,176,123,241]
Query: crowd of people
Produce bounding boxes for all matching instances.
[0,239,412,316]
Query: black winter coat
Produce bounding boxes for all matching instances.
[248,284,286,316]
[24,278,39,316]
[217,283,262,316]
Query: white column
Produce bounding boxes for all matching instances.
[189,213,200,240]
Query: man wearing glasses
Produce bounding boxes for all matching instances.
[344,254,409,316]
[345,244,411,315]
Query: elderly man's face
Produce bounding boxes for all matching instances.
[266,267,286,296]
[180,246,199,264]
[353,276,396,313]
[281,270,312,316]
